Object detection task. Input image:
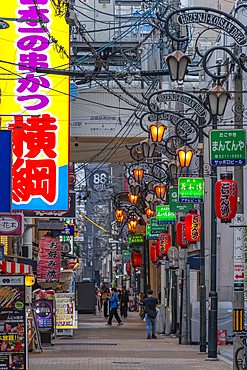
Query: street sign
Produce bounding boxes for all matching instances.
[210,129,246,166]
[123,250,131,263]
[150,217,166,233]
[130,235,144,245]
[0,214,24,235]
[146,225,160,240]
[178,177,204,203]
[156,205,176,225]
[169,188,192,212]
[234,214,245,292]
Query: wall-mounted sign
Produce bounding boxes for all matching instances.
[89,170,108,192]
[55,293,77,329]
[234,215,245,292]
[61,224,75,236]
[150,217,167,233]
[123,250,131,263]
[0,214,24,236]
[0,1,70,211]
[156,205,176,225]
[178,178,204,203]
[146,225,160,240]
[38,221,64,231]
[61,242,72,254]
[0,131,12,214]
[169,188,192,212]
[210,129,246,166]
[130,235,144,245]
[34,299,54,334]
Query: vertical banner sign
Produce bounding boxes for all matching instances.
[0,131,12,214]
[234,215,245,292]
[37,234,61,282]
[34,299,54,334]
[244,222,247,301]
[0,0,70,211]
[0,275,27,370]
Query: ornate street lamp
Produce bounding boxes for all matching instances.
[128,184,140,204]
[128,217,138,232]
[149,200,159,211]
[177,145,194,167]
[207,86,231,116]
[132,168,145,183]
[149,121,167,143]
[154,183,166,200]
[145,208,155,217]
[164,50,191,81]
[142,139,156,158]
[168,160,183,185]
[115,209,124,222]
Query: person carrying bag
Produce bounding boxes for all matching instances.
[143,289,158,339]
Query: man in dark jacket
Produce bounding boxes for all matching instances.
[143,289,158,339]
[120,287,129,318]
[106,288,123,326]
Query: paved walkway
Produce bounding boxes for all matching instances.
[29,312,232,370]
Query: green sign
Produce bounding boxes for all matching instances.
[210,129,246,166]
[123,250,131,262]
[169,188,192,212]
[146,225,160,240]
[156,205,176,225]
[130,235,144,244]
[178,177,204,203]
[234,283,244,292]
[150,217,166,234]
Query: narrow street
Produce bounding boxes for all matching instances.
[29,312,231,370]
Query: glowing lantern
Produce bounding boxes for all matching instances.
[132,168,145,183]
[115,209,124,222]
[150,244,159,263]
[131,251,136,267]
[155,183,166,200]
[25,275,35,286]
[128,194,139,204]
[185,209,201,242]
[177,219,190,248]
[145,208,155,218]
[215,175,238,221]
[126,262,131,275]
[135,252,142,266]
[156,241,163,259]
[128,217,138,232]
[159,232,171,255]
[149,121,167,142]
[177,145,194,167]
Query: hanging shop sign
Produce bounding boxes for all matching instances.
[37,234,61,283]
[146,225,160,240]
[0,214,24,236]
[122,250,131,263]
[130,235,144,245]
[158,232,171,255]
[0,275,27,370]
[0,0,70,212]
[148,90,208,118]
[89,170,109,192]
[215,179,238,220]
[178,177,204,203]
[0,131,12,214]
[55,293,77,329]
[169,188,192,212]
[164,7,247,46]
[34,299,54,334]
[150,217,166,234]
[185,211,201,242]
[156,205,176,225]
[61,224,75,236]
[177,221,190,248]
[210,129,246,166]
[234,215,245,292]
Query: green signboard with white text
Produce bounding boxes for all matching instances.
[156,205,176,225]
[150,217,166,233]
[169,188,192,212]
[178,177,204,203]
[146,224,160,240]
[210,129,246,166]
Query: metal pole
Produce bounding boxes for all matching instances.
[171,270,177,334]
[179,269,184,344]
[208,114,218,359]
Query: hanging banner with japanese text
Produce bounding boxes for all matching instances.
[37,234,61,282]
[0,0,70,211]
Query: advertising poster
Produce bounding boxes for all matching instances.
[0,275,27,370]
[55,293,77,329]
[0,0,70,211]
[33,300,53,334]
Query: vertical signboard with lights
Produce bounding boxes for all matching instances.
[0,1,70,211]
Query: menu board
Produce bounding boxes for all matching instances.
[0,275,27,370]
[55,293,77,329]
[33,300,54,334]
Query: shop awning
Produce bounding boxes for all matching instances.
[0,260,32,274]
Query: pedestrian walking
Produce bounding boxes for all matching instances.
[143,289,158,339]
[106,287,123,326]
[96,288,102,313]
[119,287,129,319]
[102,287,111,318]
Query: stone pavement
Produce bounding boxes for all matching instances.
[29,312,231,370]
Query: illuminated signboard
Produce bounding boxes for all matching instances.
[156,205,176,225]
[0,1,70,211]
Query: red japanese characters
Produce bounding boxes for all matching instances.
[150,244,159,263]
[37,234,61,282]
[177,221,190,248]
[158,232,171,255]
[126,262,131,275]
[185,209,201,242]
[215,179,238,220]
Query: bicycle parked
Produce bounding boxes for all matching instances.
[231,331,247,370]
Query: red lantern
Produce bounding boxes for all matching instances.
[185,209,201,242]
[215,178,238,220]
[159,232,171,255]
[135,252,142,266]
[131,251,136,267]
[177,221,190,247]
[156,241,163,258]
[126,262,131,275]
[150,244,159,263]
